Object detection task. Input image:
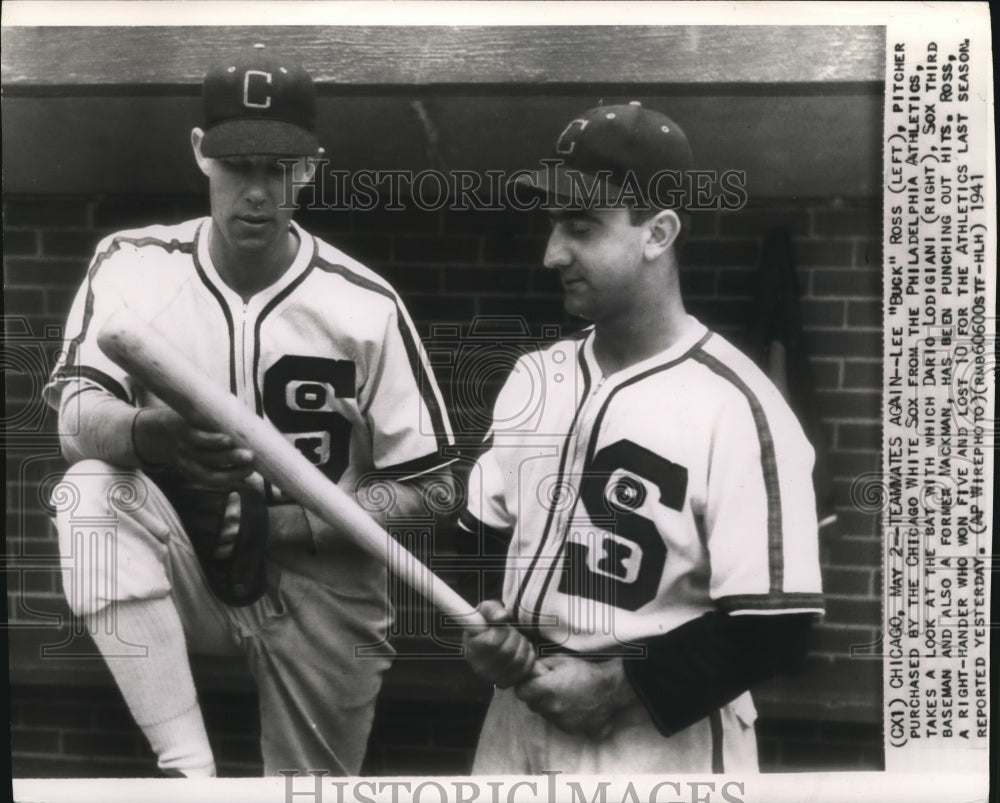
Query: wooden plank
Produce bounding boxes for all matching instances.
[1,94,881,198]
[1,26,885,88]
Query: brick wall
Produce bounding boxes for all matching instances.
[4,193,884,773]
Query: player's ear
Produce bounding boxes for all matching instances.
[285,150,322,203]
[190,128,212,177]
[301,147,324,183]
[643,209,681,260]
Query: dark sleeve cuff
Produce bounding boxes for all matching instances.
[622,612,815,737]
[456,511,511,602]
[376,452,457,481]
[54,366,131,403]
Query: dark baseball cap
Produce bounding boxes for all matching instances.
[201,44,319,158]
[515,102,694,208]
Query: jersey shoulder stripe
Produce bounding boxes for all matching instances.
[310,250,452,451]
[91,219,203,257]
[311,239,401,297]
[694,332,792,403]
[690,343,784,595]
[56,223,200,385]
[581,329,712,467]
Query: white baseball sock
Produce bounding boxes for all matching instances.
[85,597,216,777]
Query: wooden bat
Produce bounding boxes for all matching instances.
[97,308,485,629]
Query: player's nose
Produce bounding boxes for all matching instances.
[243,176,270,208]
[242,164,276,206]
[543,229,571,269]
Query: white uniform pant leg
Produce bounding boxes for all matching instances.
[472,686,759,775]
[53,460,395,775]
[242,569,393,776]
[52,459,237,653]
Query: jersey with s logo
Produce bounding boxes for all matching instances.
[460,318,823,654]
[46,218,454,580]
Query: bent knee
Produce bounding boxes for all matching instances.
[53,463,176,611]
[52,461,156,522]
[63,458,121,476]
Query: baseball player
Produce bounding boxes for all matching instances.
[460,104,824,774]
[44,46,453,777]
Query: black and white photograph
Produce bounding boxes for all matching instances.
[2,3,993,802]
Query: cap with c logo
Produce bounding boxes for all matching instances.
[516,102,694,209]
[201,43,318,158]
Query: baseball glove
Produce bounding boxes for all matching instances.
[161,479,269,607]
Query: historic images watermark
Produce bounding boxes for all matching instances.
[278,769,749,803]
[279,161,749,213]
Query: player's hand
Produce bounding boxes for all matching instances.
[514,655,636,740]
[133,407,255,488]
[463,600,537,688]
[214,491,241,559]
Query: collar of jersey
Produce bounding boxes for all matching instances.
[195,218,315,310]
[581,314,708,386]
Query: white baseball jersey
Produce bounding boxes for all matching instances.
[45,216,452,775]
[45,217,453,502]
[461,316,823,654]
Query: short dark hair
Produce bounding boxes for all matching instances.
[627,205,690,251]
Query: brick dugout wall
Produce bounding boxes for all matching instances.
[5,192,883,775]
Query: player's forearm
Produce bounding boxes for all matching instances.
[358,470,454,528]
[623,612,814,737]
[58,384,141,467]
[299,470,454,549]
[131,407,179,466]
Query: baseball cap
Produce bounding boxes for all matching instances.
[200,44,319,158]
[515,102,694,209]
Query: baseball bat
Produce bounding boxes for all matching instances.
[97,308,485,629]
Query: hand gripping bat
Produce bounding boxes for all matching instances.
[98,308,485,628]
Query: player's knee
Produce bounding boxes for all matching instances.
[53,462,170,612]
[52,460,152,525]
[54,459,127,511]
[61,458,120,477]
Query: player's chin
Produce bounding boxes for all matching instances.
[228,220,278,250]
[562,296,596,320]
